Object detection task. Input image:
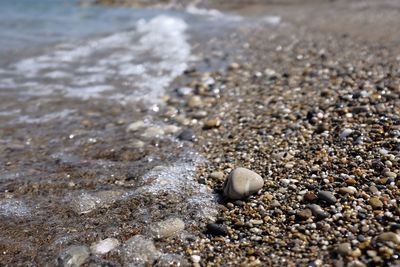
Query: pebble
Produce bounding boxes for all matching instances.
[191,255,201,263]
[317,191,337,205]
[336,242,352,256]
[339,186,357,195]
[377,232,400,244]
[177,129,195,142]
[70,190,123,214]
[123,235,160,265]
[149,217,185,239]
[57,245,90,267]
[223,167,264,200]
[303,192,317,202]
[142,126,165,138]
[340,128,354,138]
[206,223,228,236]
[90,238,120,255]
[176,86,193,96]
[307,204,330,220]
[188,96,203,108]
[163,125,180,134]
[203,118,221,129]
[297,208,312,220]
[369,197,383,209]
[209,171,224,180]
[126,121,145,132]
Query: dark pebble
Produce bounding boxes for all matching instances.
[390,224,400,232]
[177,129,195,142]
[206,223,228,236]
[317,191,337,205]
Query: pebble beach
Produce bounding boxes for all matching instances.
[1,0,400,266]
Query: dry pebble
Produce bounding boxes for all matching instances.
[223,167,264,200]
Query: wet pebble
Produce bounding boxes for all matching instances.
[57,245,90,267]
[188,96,203,108]
[340,128,354,138]
[203,118,221,129]
[177,129,195,142]
[126,121,145,132]
[223,167,264,200]
[90,238,120,255]
[123,235,160,266]
[149,217,185,239]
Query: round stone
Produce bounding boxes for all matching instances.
[336,242,352,256]
[206,223,228,236]
[57,245,90,267]
[223,167,264,200]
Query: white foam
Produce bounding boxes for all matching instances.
[186,5,242,21]
[16,109,76,124]
[4,15,190,104]
[262,15,281,25]
[0,199,31,217]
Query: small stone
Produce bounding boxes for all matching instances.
[191,110,208,119]
[206,223,228,236]
[177,129,195,142]
[348,260,366,267]
[123,235,160,266]
[307,204,329,220]
[176,87,193,96]
[369,197,383,209]
[228,62,240,70]
[203,118,221,129]
[126,121,145,132]
[191,255,201,263]
[57,245,90,267]
[209,171,224,180]
[163,125,180,134]
[303,192,317,202]
[339,187,357,195]
[70,190,123,214]
[149,217,185,239]
[340,128,354,138]
[317,191,337,205]
[297,209,312,220]
[156,254,189,266]
[188,96,203,108]
[223,167,264,200]
[377,232,400,244]
[336,242,352,256]
[142,126,165,138]
[90,238,120,255]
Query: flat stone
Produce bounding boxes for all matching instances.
[223,167,264,200]
[369,197,383,209]
[317,191,337,205]
[123,235,160,266]
[336,242,352,256]
[57,245,90,267]
[340,128,353,138]
[90,238,120,255]
[339,187,357,195]
[377,232,400,244]
[297,208,312,220]
[149,217,185,239]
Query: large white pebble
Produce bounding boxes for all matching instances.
[223,167,264,200]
